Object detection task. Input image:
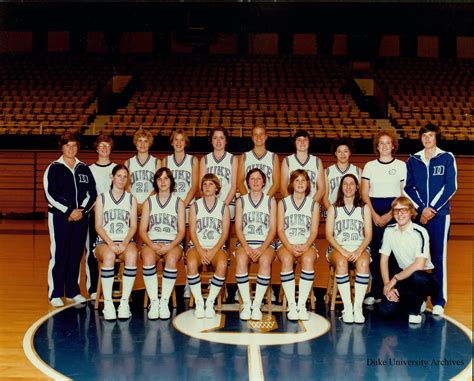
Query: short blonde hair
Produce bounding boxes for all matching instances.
[133,129,154,146]
[201,173,221,195]
[391,196,417,219]
[170,128,190,147]
[373,129,399,155]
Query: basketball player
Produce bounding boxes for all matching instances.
[124,129,160,215]
[200,126,237,221]
[186,174,230,319]
[277,169,320,321]
[94,165,138,320]
[404,124,457,315]
[86,135,117,300]
[280,130,324,202]
[238,126,280,197]
[323,136,362,212]
[325,174,372,323]
[379,197,438,324]
[44,132,97,307]
[235,168,277,321]
[139,168,185,320]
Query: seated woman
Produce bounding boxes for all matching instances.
[277,169,320,321]
[325,174,372,324]
[139,167,185,320]
[235,168,277,321]
[94,164,138,320]
[186,174,230,319]
[379,196,438,324]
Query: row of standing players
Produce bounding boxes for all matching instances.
[43,124,457,325]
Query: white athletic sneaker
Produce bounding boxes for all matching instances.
[239,302,251,321]
[420,301,427,314]
[298,305,310,321]
[148,300,160,320]
[50,297,64,307]
[117,302,131,319]
[363,296,375,306]
[341,307,354,324]
[432,305,444,316]
[409,314,422,324]
[287,303,299,321]
[183,285,191,298]
[159,299,171,319]
[103,301,117,321]
[271,289,276,302]
[251,306,263,321]
[353,307,365,324]
[205,302,216,319]
[67,294,87,303]
[90,292,97,301]
[195,300,205,319]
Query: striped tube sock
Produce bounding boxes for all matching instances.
[161,268,178,301]
[187,274,203,304]
[336,273,352,311]
[122,266,137,301]
[143,265,158,302]
[354,273,370,309]
[298,270,315,307]
[236,273,251,304]
[281,271,296,306]
[100,267,115,302]
[253,274,271,308]
[207,274,225,305]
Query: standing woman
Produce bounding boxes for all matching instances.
[44,132,97,307]
[235,168,277,321]
[95,165,138,320]
[325,174,372,323]
[277,169,320,321]
[361,130,406,305]
[200,126,238,221]
[186,174,230,319]
[139,168,185,320]
[404,124,457,315]
[323,136,362,212]
[280,130,325,203]
[86,135,117,299]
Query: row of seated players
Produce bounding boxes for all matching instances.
[44,124,453,327]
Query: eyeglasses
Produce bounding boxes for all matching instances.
[393,207,410,215]
[98,143,111,148]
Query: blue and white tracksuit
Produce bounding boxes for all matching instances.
[44,156,97,300]
[404,147,457,307]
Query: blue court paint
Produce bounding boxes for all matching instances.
[31,301,471,380]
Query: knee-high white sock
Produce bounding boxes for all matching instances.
[336,273,352,311]
[100,267,115,302]
[207,274,225,305]
[236,273,251,304]
[253,275,271,308]
[354,273,370,309]
[281,271,296,305]
[121,266,137,301]
[143,265,158,303]
[188,274,203,304]
[161,267,177,301]
[298,270,314,307]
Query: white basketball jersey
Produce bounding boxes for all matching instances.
[244,150,275,194]
[100,190,133,242]
[286,154,320,198]
[166,154,194,202]
[204,151,234,202]
[326,164,361,205]
[194,197,225,249]
[146,193,180,242]
[127,155,158,204]
[241,193,273,247]
[333,205,365,250]
[282,195,315,245]
[89,162,117,195]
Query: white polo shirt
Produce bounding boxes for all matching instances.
[362,158,406,198]
[380,221,434,270]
